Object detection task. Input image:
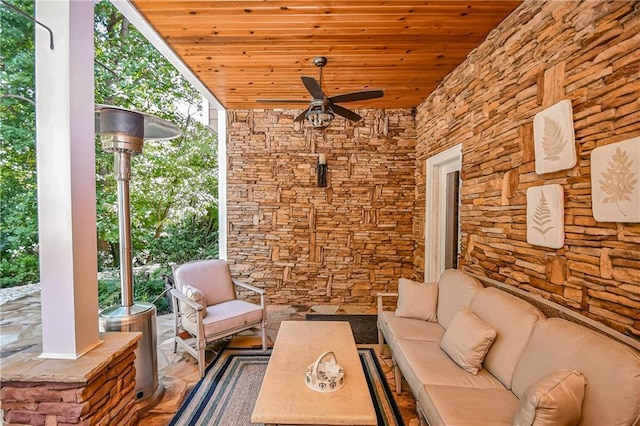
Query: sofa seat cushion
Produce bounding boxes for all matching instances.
[394,339,505,393]
[418,385,518,426]
[512,318,640,426]
[379,311,445,342]
[470,287,544,388]
[183,299,263,337]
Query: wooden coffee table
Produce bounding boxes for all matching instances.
[251,321,377,425]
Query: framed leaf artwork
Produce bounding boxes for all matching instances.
[591,137,640,223]
[526,184,564,249]
[533,99,577,174]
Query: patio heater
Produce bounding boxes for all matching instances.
[95,105,181,412]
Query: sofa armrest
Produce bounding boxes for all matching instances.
[377,292,399,314]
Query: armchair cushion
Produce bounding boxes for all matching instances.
[182,299,264,338]
[174,259,237,305]
[181,284,208,322]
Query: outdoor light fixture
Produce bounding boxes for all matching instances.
[306,99,334,130]
[317,153,327,187]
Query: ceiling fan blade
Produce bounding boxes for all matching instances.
[294,108,309,123]
[256,99,309,104]
[328,90,384,104]
[330,103,362,122]
[301,76,324,99]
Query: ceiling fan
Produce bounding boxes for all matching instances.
[257,56,384,129]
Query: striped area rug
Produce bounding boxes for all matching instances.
[170,347,405,426]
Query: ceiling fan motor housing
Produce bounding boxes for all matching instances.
[313,56,328,67]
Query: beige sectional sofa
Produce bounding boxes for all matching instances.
[377,269,640,426]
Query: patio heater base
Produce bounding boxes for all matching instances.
[135,378,165,417]
[99,302,165,408]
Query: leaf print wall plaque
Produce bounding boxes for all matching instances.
[591,137,640,223]
[533,99,577,174]
[527,184,564,249]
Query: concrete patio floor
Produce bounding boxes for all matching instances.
[0,290,419,425]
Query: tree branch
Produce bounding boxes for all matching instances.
[1,94,35,106]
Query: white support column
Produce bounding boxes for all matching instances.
[36,0,101,358]
[217,109,228,260]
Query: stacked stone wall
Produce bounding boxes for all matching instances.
[226,109,416,305]
[1,342,137,426]
[415,1,640,338]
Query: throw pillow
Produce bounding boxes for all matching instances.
[440,307,497,375]
[181,284,208,322]
[395,278,438,321]
[512,369,586,426]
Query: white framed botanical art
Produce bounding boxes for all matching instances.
[591,137,640,223]
[533,99,577,175]
[526,184,564,249]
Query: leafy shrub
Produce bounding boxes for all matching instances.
[98,267,172,315]
[0,253,39,287]
[147,216,219,265]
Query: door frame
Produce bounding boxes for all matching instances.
[425,144,462,282]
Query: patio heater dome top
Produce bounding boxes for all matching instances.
[95,104,183,142]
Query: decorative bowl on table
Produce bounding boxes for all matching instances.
[305,351,345,392]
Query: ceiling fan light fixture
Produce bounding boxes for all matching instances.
[306,101,334,129]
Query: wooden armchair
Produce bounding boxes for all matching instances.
[170,259,267,377]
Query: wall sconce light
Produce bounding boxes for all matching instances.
[317,153,327,187]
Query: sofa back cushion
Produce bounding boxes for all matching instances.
[436,269,483,329]
[512,318,640,426]
[469,287,544,388]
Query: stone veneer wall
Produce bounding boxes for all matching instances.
[226,109,416,305]
[415,1,640,338]
[1,340,138,426]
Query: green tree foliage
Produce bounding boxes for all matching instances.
[1,0,219,288]
[0,0,38,286]
[94,1,219,268]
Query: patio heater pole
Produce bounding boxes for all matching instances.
[115,142,135,307]
[96,105,181,413]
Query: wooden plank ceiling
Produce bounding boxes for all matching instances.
[131,1,522,110]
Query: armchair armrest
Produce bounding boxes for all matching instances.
[233,279,267,325]
[170,288,206,311]
[377,292,399,314]
[232,279,266,295]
